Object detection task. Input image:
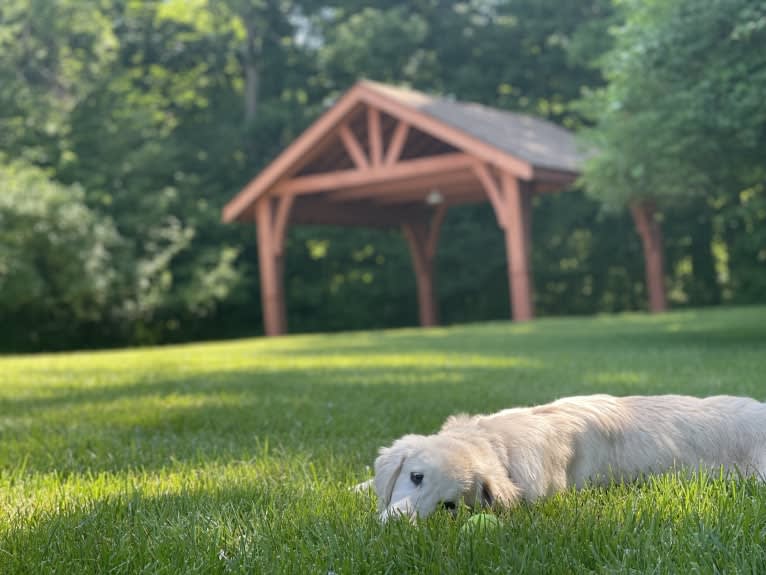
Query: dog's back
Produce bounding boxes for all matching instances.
[446,394,766,495]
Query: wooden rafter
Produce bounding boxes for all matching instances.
[385,121,410,165]
[367,107,383,166]
[339,123,369,169]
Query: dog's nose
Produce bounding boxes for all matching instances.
[380,497,417,523]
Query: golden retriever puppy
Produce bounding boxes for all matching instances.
[373,394,766,521]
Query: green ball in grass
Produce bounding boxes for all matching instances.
[460,513,501,535]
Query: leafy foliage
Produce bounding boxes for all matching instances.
[581,0,766,204]
[579,0,766,315]
[0,161,120,346]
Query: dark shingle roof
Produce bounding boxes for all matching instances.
[365,82,584,173]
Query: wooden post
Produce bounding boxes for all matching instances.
[521,181,535,306]
[402,206,447,327]
[501,173,534,321]
[631,201,667,313]
[473,163,535,321]
[256,195,293,336]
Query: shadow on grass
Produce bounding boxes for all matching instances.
[1,362,551,475]
[3,306,765,476]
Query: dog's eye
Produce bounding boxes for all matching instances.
[442,501,456,511]
[410,472,424,486]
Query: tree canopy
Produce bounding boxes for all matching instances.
[581,0,766,206]
[580,0,766,303]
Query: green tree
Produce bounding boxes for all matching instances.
[0,161,121,348]
[580,0,766,305]
[0,0,117,165]
[6,0,759,350]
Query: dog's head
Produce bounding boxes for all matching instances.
[374,433,518,521]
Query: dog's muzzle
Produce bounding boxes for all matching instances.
[380,496,417,522]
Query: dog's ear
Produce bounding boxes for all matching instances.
[472,470,519,510]
[480,481,494,507]
[374,447,406,510]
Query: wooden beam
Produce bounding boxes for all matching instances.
[274,152,474,196]
[290,197,429,228]
[472,163,508,229]
[367,107,383,166]
[385,120,410,165]
[327,167,476,202]
[501,172,534,321]
[339,123,369,169]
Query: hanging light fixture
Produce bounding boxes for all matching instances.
[425,188,444,205]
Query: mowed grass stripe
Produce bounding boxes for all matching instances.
[1,306,765,573]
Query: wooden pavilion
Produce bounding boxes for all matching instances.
[223,80,666,336]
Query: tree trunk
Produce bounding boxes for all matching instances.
[631,201,668,313]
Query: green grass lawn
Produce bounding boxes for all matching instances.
[2,306,766,574]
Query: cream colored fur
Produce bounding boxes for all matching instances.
[373,394,766,521]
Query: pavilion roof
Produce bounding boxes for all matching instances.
[223,80,584,224]
[362,81,583,173]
